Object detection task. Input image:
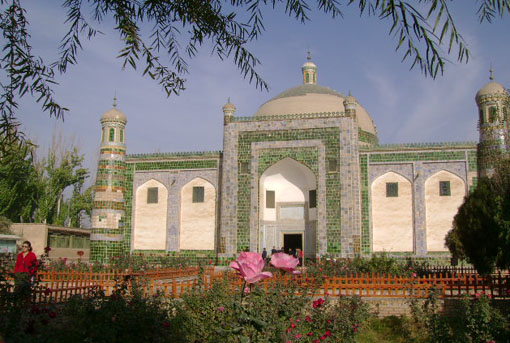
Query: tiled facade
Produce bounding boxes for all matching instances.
[89,60,509,263]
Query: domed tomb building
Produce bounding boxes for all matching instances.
[90,57,509,263]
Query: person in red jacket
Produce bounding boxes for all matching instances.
[14,241,39,289]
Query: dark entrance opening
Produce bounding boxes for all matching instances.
[283,234,303,256]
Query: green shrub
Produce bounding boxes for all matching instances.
[408,290,510,343]
[305,253,430,278]
[0,276,174,343]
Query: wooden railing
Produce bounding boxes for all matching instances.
[32,284,100,303]
[34,266,208,283]
[4,270,510,303]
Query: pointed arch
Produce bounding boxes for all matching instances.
[260,157,316,221]
[371,172,413,252]
[180,177,216,250]
[259,156,316,180]
[425,170,466,252]
[258,157,317,256]
[133,179,168,250]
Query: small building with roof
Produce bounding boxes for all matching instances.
[89,56,509,263]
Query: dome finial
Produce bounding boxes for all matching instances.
[489,66,494,81]
[302,51,317,85]
[228,97,231,103]
[113,92,118,108]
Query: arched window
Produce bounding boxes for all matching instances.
[489,107,497,123]
[109,128,115,142]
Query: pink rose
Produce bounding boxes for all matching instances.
[229,252,272,284]
[270,252,301,274]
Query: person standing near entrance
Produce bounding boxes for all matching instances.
[14,241,38,288]
[297,248,303,266]
[262,248,268,263]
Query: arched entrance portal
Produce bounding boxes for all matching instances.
[259,158,317,257]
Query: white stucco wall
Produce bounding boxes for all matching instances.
[133,179,168,250]
[425,171,465,252]
[371,172,413,252]
[260,158,316,221]
[180,178,216,250]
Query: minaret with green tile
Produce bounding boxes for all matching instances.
[475,69,510,177]
[90,98,128,262]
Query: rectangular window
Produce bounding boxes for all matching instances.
[309,190,317,208]
[147,187,158,204]
[240,162,249,174]
[439,181,451,196]
[386,182,398,197]
[266,190,275,208]
[120,129,124,143]
[328,159,337,172]
[109,128,115,142]
[192,186,205,203]
[101,128,105,142]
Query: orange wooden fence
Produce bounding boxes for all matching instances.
[4,270,510,303]
[34,266,208,283]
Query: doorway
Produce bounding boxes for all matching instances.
[283,233,303,255]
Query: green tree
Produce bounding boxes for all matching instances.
[0,131,91,226]
[448,158,510,274]
[1,0,509,151]
[33,145,89,225]
[0,138,39,222]
[0,216,12,234]
[54,185,94,228]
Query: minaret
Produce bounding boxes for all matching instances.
[222,97,236,125]
[302,51,317,85]
[90,97,128,263]
[343,90,358,118]
[475,68,510,177]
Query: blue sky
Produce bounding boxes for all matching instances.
[15,1,510,187]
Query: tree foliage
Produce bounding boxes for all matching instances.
[53,185,94,228]
[32,140,89,224]
[1,0,509,152]
[448,158,510,274]
[0,132,91,226]
[0,138,39,222]
[0,216,12,234]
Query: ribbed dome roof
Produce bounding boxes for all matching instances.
[253,84,377,135]
[101,108,127,123]
[476,81,507,102]
[222,101,236,112]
